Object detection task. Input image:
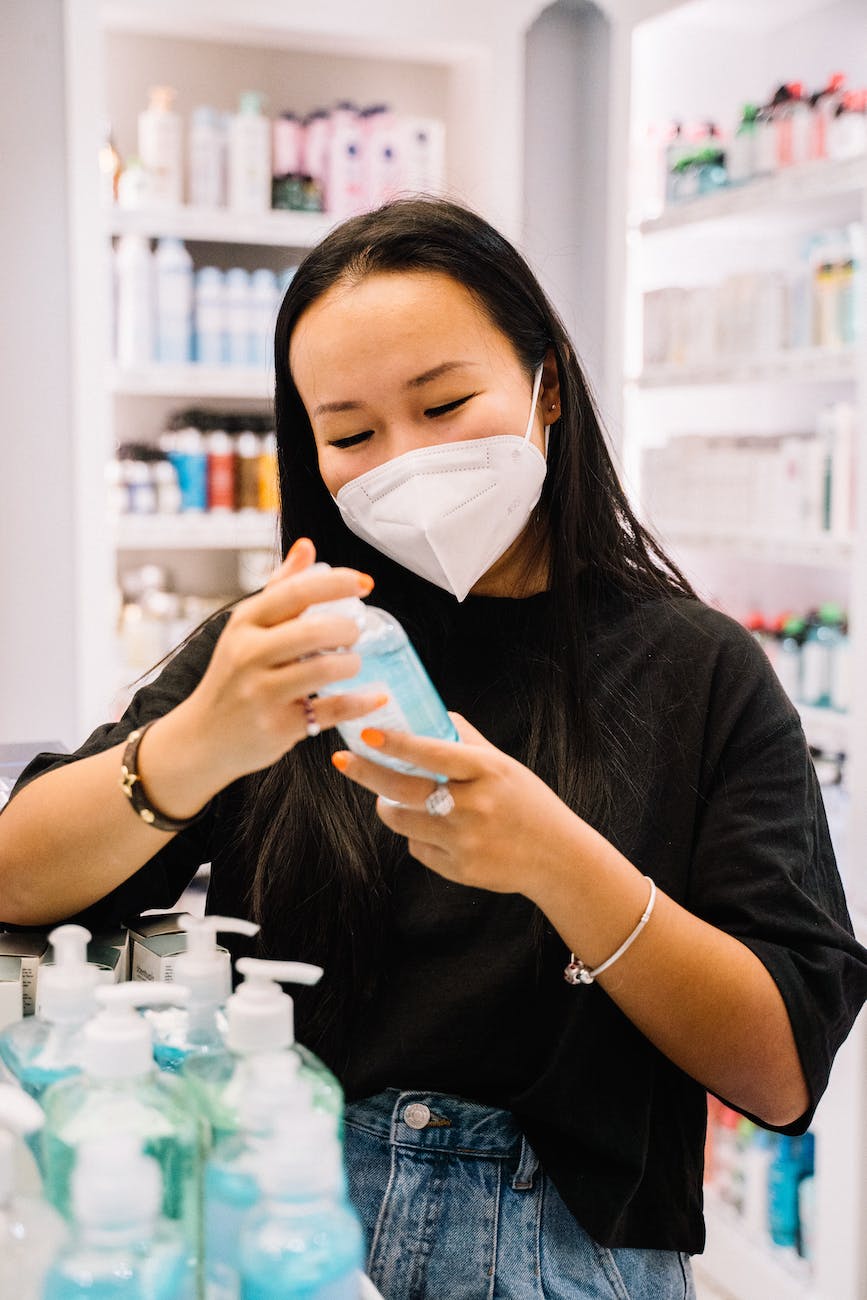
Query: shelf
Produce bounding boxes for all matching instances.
[634,348,860,390]
[662,532,853,569]
[110,366,274,400]
[637,156,867,237]
[699,1189,815,1300]
[114,513,280,551]
[798,706,851,755]
[106,205,335,249]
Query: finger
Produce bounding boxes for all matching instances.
[375,797,453,849]
[257,613,362,668]
[266,536,316,584]
[356,726,486,782]
[330,748,442,807]
[270,651,363,699]
[448,711,496,749]
[297,689,390,735]
[247,564,374,629]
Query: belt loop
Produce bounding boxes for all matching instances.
[512,1135,539,1191]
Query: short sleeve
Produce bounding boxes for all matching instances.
[686,622,867,1132]
[1,613,231,931]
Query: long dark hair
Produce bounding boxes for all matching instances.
[236,198,694,1063]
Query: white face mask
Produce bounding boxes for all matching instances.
[333,365,547,601]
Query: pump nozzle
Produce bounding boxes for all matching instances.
[38,924,102,1023]
[228,958,324,1055]
[175,914,260,1004]
[84,982,190,1081]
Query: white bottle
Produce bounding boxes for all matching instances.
[228,91,272,213]
[0,1084,68,1300]
[188,105,226,208]
[327,102,365,217]
[364,105,404,208]
[249,268,278,369]
[401,115,446,196]
[138,85,182,208]
[115,234,154,367]
[302,109,332,202]
[154,237,193,365]
[225,267,253,366]
[194,266,226,366]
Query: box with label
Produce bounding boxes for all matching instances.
[0,933,49,1016]
[0,956,23,1033]
[128,913,229,986]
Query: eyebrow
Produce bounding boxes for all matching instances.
[312,360,477,417]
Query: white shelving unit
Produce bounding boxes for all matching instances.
[114,512,279,552]
[110,365,274,400]
[611,2,867,1297]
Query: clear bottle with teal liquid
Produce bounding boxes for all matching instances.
[300,562,458,780]
[145,915,261,1074]
[39,982,203,1260]
[42,1134,192,1300]
[0,925,101,1106]
[183,959,343,1147]
[238,1112,363,1300]
[0,1084,68,1300]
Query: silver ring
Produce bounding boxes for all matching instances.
[300,696,320,738]
[425,784,455,817]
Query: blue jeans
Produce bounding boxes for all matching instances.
[344,1090,695,1300]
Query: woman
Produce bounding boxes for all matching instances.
[2,199,865,1299]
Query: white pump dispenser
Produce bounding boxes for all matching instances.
[227,957,323,1054]
[0,924,103,1103]
[83,982,191,1081]
[0,1083,68,1300]
[146,914,260,1073]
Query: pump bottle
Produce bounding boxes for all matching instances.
[0,1084,68,1300]
[39,982,201,1248]
[301,561,458,779]
[183,958,342,1143]
[42,1135,191,1300]
[0,925,101,1105]
[144,914,260,1073]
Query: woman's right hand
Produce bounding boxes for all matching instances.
[178,538,381,784]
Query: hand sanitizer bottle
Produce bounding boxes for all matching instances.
[39,982,201,1257]
[144,914,260,1074]
[238,1113,363,1299]
[183,958,342,1144]
[0,1084,68,1300]
[0,925,101,1105]
[205,1054,321,1299]
[300,561,458,778]
[42,1135,192,1300]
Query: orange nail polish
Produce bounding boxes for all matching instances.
[357,574,375,596]
[373,694,389,710]
[361,727,385,748]
[331,752,350,772]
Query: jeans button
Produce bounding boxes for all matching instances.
[403,1102,431,1130]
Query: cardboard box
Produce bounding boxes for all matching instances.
[0,956,23,1032]
[0,933,49,1016]
[128,912,229,986]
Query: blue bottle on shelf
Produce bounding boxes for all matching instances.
[301,561,458,780]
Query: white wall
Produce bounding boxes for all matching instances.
[0,0,77,745]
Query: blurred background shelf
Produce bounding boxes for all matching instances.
[106,204,334,248]
[634,347,860,389]
[113,512,279,551]
[110,365,273,399]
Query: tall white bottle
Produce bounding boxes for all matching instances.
[0,1084,68,1300]
[115,234,154,367]
[228,92,272,213]
[188,106,226,208]
[138,85,183,208]
[155,237,194,365]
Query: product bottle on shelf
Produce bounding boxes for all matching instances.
[41,1136,191,1300]
[194,266,227,366]
[258,432,279,513]
[272,111,303,209]
[182,958,343,1144]
[0,1084,68,1300]
[138,85,183,208]
[39,982,200,1248]
[226,267,253,367]
[144,914,260,1073]
[249,268,279,368]
[300,561,459,778]
[228,91,272,213]
[768,1134,806,1253]
[168,426,209,512]
[775,615,806,703]
[0,925,100,1106]
[236,429,264,511]
[727,104,759,185]
[189,105,226,209]
[238,1109,363,1300]
[155,237,194,365]
[98,120,122,205]
[328,102,366,218]
[115,234,154,368]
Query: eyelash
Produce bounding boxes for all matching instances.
[329,395,474,449]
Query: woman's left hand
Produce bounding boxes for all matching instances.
[331,713,580,897]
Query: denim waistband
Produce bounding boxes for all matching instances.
[345,1088,528,1163]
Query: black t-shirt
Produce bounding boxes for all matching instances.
[7,587,867,1254]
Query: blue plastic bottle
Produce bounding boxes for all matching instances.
[0,925,101,1106]
[145,915,260,1074]
[300,562,458,780]
[42,1134,192,1300]
[238,1114,363,1300]
[768,1134,803,1251]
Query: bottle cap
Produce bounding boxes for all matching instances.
[0,1084,45,1207]
[239,91,265,115]
[227,958,323,1054]
[175,914,259,1006]
[83,982,190,1080]
[39,924,101,1024]
[72,1135,161,1229]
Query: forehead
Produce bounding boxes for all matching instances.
[289,270,512,379]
